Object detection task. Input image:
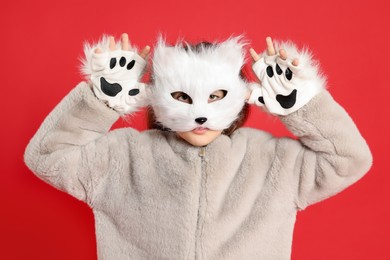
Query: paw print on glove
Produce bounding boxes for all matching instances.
[248,37,326,116]
[83,34,150,114]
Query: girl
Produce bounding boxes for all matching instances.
[24,33,372,259]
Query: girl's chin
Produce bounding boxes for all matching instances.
[176,128,223,147]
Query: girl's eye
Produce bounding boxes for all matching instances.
[171,91,193,104]
[208,90,227,103]
[178,94,189,101]
[209,94,218,100]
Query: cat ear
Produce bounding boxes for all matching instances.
[154,36,171,58]
[153,36,182,77]
[214,36,247,73]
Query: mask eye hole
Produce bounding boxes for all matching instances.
[208,90,227,103]
[171,91,193,104]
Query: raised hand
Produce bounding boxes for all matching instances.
[248,37,325,115]
[95,34,150,59]
[83,33,150,114]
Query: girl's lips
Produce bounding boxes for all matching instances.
[192,127,209,135]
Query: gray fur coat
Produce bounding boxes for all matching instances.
[24,82,372,259]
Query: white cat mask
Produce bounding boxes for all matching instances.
[149,37,248,132]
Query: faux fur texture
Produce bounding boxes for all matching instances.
[249,41,326,115]
[149,36,248,132]
[81,35,147,114]
[24,83,372,259]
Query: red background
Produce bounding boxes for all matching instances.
[2,0,389,259]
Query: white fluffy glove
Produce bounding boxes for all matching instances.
[248,42,326,115]
[81,36,147,114]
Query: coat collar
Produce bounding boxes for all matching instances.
[160,130,237,162]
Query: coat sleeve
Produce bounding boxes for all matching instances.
[278,90,373,209]
[24,82,134,205]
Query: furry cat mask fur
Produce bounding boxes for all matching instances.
[149,37,248,132]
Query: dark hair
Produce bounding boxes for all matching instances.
[147,41,250,136]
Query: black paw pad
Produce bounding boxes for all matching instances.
[276,89,297,109]
[276,64,283,75]
[285,68,293,80]
[258,96,264,104]
[100,77,122,97]
[119,57,126,67]
[266,66,274,77]
[110,58,116,69]
[127,60,135,70]
[128,89,140,96]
